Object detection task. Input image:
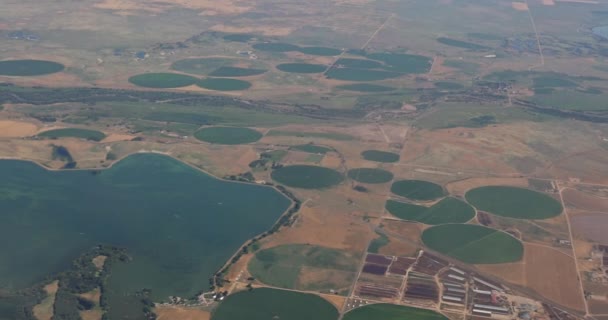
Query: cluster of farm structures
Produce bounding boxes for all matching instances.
[351,250,579,320]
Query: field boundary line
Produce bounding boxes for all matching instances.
[361,13,395,50]
[444,230,503,256]
[525,242,574,259]
[525,0,545,70]
[557,183,590,315]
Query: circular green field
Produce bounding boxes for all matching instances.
[366,52,432,74]
[212,288,338,320]
[391,180,446,201]
[465,186,563,219]
[298,46,342,56]
[0,59,64,76]
[128,73,197,88]
[336,83,395,92]
[37,128,106,141]
[385,197,475,225]
[334,58,384,69]
[422,224,524,264]
[209,67,266,77]
[276,63,326,73]
[194,127,262,145]
[248,244,360,291]
[171,58,235,75]
[361,150,400,163]
[344,303,447,320]
[197,78,252,91]
[271,165,343,189]
[347,168,394,184]
[253,42,299,52]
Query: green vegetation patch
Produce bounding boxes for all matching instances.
[336,83,395,92]
[261,150,288,162]
[0,59,64,76]
[37,128,106,141]
[271,165,343,189]
[197,78,252,91]
[171,58,235,75]
[334,58,384,69]
[266,130,355,141]
[361,150,400,163]
[325,68,402,81]
[209,67,266,77]
[391,180,446,201]
[276,63,327,73]
[128,73,198,88]
[422,224,524,264]
[532,91,608,111]
[366,52,432,74]
[465,186,563,219]
[437,37,490,50]
[442,60,480,75]
[223,34,255,42]
[347,168,394,184]
[344,303,448,320]
[291,144,332,154]
[385,197,475,225]
[532,76,578,88]
[212,288,338,320]
[253,42,300,52]
[367,232,390,253]
[194,126,262,144]
[298,46,342,56]
[248,244,359,290]
[435,81,465,90]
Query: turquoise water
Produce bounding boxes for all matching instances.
[593,26,608,39]
[0,153,290,300]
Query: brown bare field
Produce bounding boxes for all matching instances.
[512,2,529,10]
[544,149,608,185]
[155,306,211,320]
[589,299,608,314]
[79,288,101,305]
[262,202,373,253]
[80,310,103,320]
[100,134,135,143]
[381,219,423,247]
[446,177,528,197]
[92,255,107,270]
[477,262,525,286]
[210,24,293,36]
[524,244,585,311]
[297,266,355,292]
[377,233,419,257]
[0,120,38,138]
[562,188,608,212]
[542,0,556,5]
[319,293,346,310]
[33,281,59,320]
[570,211,608,244]
[226,252,254,281]
[94,0,251,16]
[321,154,342,168]
[401,127,525,176]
